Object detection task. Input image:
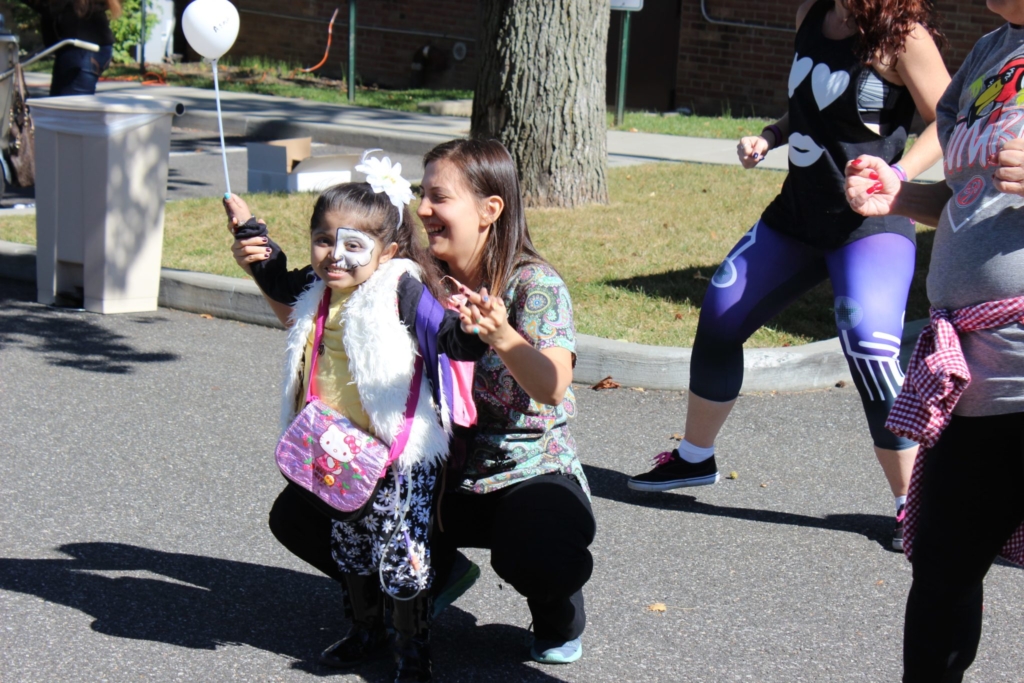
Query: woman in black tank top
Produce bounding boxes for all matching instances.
[629,0,950,553]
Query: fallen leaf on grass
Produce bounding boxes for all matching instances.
[591,376,621,390]
[693,271,709,281]
[674,312,683,320]
[727,471,739,480]
[647,603,667,613]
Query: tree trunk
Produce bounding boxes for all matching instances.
[472,0,610,208]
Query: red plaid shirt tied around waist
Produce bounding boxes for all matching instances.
[889,296,1024,567]
[886,297,1024,448]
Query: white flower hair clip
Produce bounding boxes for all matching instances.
[356,149,414,228]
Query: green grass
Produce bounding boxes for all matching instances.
[0,162,934,348]
[609,111,775,139]
[98,61,473,113]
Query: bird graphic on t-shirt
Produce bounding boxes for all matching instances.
[966,56,1024,128]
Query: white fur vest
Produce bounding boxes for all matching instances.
[279,258,450,472]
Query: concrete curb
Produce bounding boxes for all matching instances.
[1,240,866,392]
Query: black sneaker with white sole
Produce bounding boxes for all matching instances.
[627,449,720,492]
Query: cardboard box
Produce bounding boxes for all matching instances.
[248,137,311,173]
[247,138,361,193]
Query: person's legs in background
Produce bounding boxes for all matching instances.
[825,232,918,549]
[629,220,827,491]
[50,45,113,97]
[903,412,1024,682]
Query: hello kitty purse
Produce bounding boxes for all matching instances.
[275,290,423,522]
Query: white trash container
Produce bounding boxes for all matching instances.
[30,94,183,313]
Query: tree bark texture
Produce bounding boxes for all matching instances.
[472,0,610,208]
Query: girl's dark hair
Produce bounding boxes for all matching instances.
[846,0,944,65]
[310,183,444,299]
[422,138,545,297]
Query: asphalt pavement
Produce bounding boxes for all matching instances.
[2,277,1022,683]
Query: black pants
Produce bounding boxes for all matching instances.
[432,474,597,642]
[268,474,597,641]
[903,411,1024,682]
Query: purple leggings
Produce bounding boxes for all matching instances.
[690,220,917,451]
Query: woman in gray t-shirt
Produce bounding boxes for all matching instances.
[844,6,1024,679]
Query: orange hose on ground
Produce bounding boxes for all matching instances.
[301,8,339,73]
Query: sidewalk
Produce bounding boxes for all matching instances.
[7,73,934,391]
[24,71,946,180]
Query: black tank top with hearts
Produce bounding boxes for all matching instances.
[760,0,917,248]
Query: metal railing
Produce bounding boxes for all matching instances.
[700,0,795,33]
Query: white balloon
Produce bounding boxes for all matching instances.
[182,0,240,60]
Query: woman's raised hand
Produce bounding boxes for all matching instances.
[737,135,770,169]
[845,155,902,217]
[458,286,511,348]
[993,139,1024,197]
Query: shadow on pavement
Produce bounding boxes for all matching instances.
[0,543,563,681]
[584,464,895,551]
[0,279,178,374]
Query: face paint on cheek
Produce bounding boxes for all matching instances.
[332,228,375,271]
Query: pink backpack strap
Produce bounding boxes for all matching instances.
[384,356,424,470]
[306,286,423,471]
[305,288,333,404]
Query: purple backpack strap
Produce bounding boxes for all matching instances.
[414,288,455,424]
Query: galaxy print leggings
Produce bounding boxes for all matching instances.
[690,219,917,450]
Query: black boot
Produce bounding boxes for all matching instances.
[391,593,433,682]
[319,574,388,668]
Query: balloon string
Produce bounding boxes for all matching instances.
[212,58,232,197]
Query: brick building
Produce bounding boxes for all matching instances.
[0,0,1009,117]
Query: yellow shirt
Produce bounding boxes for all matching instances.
[302,288,374,434]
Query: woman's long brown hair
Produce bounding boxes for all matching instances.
[845,0,944,65]
[65,0,121,20]
[422,138,545,297]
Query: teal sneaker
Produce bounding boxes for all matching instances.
[431,552,480,619]
[530,637,582,664]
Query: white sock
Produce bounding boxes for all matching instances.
[678,439,715,464]
[895,495,907,514]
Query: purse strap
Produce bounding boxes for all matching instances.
[306,288,423,469]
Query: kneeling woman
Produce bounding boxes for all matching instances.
[230,139,597,669]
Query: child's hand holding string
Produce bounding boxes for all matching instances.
[223,193,271,276]
[458,287,512,348]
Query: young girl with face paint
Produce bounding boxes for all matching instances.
[223,171,491,682]
[230,139,596,668]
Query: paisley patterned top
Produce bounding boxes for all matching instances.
[456,262,590,498]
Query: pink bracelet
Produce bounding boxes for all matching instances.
[891,164,908,182]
